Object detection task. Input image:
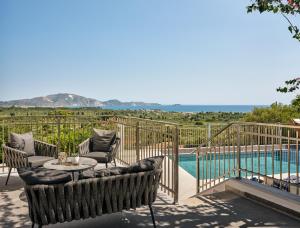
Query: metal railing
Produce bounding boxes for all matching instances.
[179,123,226,148]
[113,116,179,202]
[0,115,179,203]
[2,115,299,199]
[195,122,300,196]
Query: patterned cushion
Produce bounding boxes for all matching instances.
[128,156,164,173]
[91,129,116,152]
[10,132,35,156]
[96,166,129,177]
[96,156,164,175]
[79,170,95,179]
[79,166,129,179]
[79,156,164,180]
[284,175,300,184]
[17,167,72,185]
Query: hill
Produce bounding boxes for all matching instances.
[0,93,160,108]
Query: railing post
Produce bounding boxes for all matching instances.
[2,119,5,173]
[207,123,211,147]
[279,126,283,147]
[196,150,200,194]
[237,124,241,179]
[57,116,61,154]
[173,126,179,204]
[136,121,140,161]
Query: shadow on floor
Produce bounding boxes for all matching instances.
[45,191,300,228]
[0,174,24,192]
[0,175,31,228]
[0,175,299,228]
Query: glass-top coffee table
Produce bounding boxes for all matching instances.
[43,157,97,180]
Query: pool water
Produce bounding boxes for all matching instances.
[179,150,300,179]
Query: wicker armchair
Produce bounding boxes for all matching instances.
[78,137,120,168]
[25,169,162,228]
[2,140,57,185]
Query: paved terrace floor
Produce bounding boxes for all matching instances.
[1,171,300,227]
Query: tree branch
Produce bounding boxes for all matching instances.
[281,12,298,33]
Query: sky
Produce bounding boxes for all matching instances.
[0,0,299,105]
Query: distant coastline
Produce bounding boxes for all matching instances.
[103,105,267,113]
[0,94,267,113]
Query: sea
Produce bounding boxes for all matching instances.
[103,105,267,113]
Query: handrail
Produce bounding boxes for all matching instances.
[179,123,228,128]
[190,122,235,154]
[117,115,180,126]
[190,120,300,155]
[236,121,300,129]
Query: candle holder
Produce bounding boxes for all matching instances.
[70,152,80,165]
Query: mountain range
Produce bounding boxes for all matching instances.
[0,93,161,108]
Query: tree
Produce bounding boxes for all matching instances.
[247,0,300,41]
[247,0,300,93]
[276,77,300,92]
[291,94,300,110]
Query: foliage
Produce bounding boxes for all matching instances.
[0,107,245,125]
[0,108,247,162]
[243,102,298,123]
[291,94,300,110]
[277,77,300,92]
[247,1,300,96]
[247,0,300,41]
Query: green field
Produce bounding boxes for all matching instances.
[0,107,245,125]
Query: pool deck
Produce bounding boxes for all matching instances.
[178,160,196,200]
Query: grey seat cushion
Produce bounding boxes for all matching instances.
[28,156,53,168]
[91,129,116,152]
[17,167,72,185]
[10,132,35,156]
[81,151,112,163]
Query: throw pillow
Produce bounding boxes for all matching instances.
[128,156,164,173]
[92,129,116,152]
[10,132,35,156]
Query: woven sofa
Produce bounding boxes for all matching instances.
[21,156,163,228]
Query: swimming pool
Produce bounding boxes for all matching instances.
[179,150,300,178]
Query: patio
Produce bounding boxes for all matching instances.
[1,116,300,227]
[1,169,299,227]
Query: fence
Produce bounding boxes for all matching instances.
[196,122,300,196]
[114,116,179,201]
[3,116,298,199]
[0,115,179,203]
[179,123,226,148]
